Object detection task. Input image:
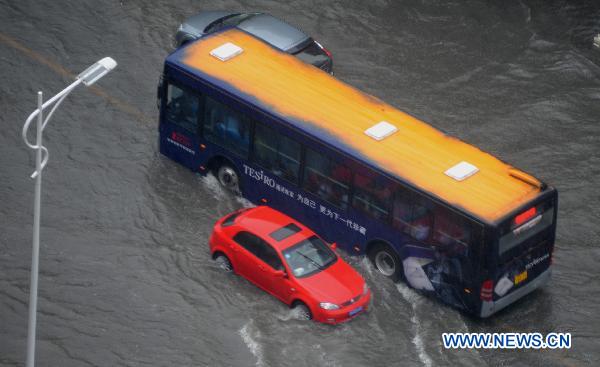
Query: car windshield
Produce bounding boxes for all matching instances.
[282,235,337,278]
[204,13,257,33]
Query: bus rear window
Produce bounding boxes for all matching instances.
[499,200,554,255]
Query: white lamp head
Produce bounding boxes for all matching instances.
[77,57,117,86]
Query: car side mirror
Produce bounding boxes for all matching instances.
[273,270,287,278]
[330,242,337,251]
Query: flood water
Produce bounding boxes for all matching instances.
[1,0,599,366]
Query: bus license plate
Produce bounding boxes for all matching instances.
[514,271,528,285]
[349,306,363,317]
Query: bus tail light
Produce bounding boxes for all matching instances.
[480,280,494,301]
[514,207,537,226]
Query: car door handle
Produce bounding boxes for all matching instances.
[228,245,239,252]
[258,265,266,271]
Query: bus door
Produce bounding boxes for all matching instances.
[159,82,202,170]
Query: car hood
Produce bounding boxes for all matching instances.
[182,10,235,36]
[237,14,309,51]
[295,259,364,305]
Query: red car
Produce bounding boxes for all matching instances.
[209,206,371,324]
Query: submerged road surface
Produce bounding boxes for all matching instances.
[1,0,599,366]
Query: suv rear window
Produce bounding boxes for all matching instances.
[293,40,329,67]
[270,223,302,241]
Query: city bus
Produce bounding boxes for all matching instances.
[156,28,558,317]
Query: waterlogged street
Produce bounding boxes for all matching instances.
[1,1,600,366]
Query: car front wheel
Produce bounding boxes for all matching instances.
[292,301,312,320]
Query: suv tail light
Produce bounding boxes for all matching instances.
[480,279,494,301]
[314,40,332,59]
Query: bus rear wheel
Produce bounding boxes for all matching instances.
[369,243,402,282]
[216,164,240,194]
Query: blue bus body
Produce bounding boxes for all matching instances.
[157,34,557,317]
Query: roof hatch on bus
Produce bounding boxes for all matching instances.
[445,161,479,181]
[210,42,244,61]
[364,121,398,141]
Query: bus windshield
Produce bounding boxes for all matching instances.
[283,236,337,278]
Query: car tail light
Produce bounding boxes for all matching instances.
[514,207,537,226]
[480,279,494,301]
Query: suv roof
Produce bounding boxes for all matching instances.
[237,13,309,51]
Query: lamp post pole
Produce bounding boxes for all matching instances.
[22,57,117,367]
[25,90,44,367]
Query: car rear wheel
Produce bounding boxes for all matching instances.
[214,253,232,272]
[369,243,402,281]
[292,301,312,320]
[216,164,240,194]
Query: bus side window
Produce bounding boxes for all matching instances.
[432,205,471,255]
[392,189,412,232]
[410,199,433,242]
[302,148,350,209]
[253,123,301,184]
[392,189,433,242]
[165,83,200,133]
[352,171,392,220]
[203,96,250,158]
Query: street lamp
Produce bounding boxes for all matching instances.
[21,57,117,367]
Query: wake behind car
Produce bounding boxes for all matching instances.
[174,11,333,73]
[209,206,371,324]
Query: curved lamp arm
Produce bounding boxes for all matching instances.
[22,79,82,178]
[21,56,117,179]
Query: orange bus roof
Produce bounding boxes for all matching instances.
[178,29,543,222]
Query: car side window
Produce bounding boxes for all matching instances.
[233,231,284,270]
[233,231,262,256]
[165,83,201,133]
[260,243,284,270]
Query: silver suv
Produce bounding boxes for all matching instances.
[175,11,333,73]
